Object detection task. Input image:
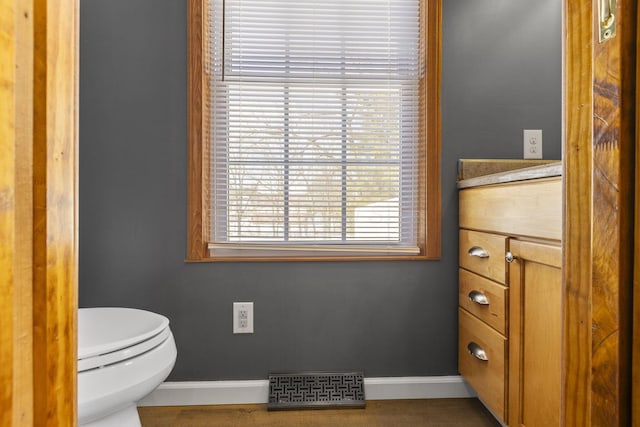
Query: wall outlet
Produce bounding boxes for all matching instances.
[523,129,543,159]
[233,302,254,334]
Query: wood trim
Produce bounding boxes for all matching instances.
[188,255,430,263]
[423,0,442,259]
[564,0,636,425]
[0,1,17,423]
[187,0,443,262]
[32,0,79,425]
[1,0,77,424]
[563,0,594,425]
[634,5,640,425]
[2,1,36,424]
[590,0,635,425]
[14,0,34,424]
[187,0,206,260]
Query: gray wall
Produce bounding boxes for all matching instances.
[79,0,561,381]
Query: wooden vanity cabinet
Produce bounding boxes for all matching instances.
[458,176,562,426]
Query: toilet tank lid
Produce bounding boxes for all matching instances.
[78,307,170,359]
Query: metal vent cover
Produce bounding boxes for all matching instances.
[267,371,366,410]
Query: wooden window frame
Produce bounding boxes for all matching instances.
[187,0,441,262]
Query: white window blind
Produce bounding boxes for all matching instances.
[208,0,421,256]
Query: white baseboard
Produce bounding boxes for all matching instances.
[364,376,476,400]
[138,376,476,407]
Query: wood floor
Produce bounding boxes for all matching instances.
[138,398,502,427]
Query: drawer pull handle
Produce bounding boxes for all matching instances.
[468,290,489,305]
[468,246,489,258]
[467,342,489,361]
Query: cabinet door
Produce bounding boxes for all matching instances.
[508,240,562,427]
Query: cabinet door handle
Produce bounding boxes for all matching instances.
[467,342,489,361]
[505,252,517,263]
[468,290,489,305]
[468,246,489,258]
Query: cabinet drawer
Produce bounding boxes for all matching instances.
[459,230,507,283]
[459,177,562,240]
[459,308,507,423]
[459,269,508,335]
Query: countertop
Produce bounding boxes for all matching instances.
[457,159,562,189]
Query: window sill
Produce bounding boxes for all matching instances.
[185,243,439,261]
[185,254,435,263]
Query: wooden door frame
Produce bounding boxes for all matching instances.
[32,0,80,424]
[634,4,640,426]
[564,0,636,426]
[1,0,79,425]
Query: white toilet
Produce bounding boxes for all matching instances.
[77,307,177,427]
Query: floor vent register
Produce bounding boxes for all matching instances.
[267,371,366,410]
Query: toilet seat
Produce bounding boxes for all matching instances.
[78,307,171,372]
[78,327,171,372]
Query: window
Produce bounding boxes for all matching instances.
[188,0,441,261]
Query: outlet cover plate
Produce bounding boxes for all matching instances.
[233,302,254,334]
[523,129,543,159]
